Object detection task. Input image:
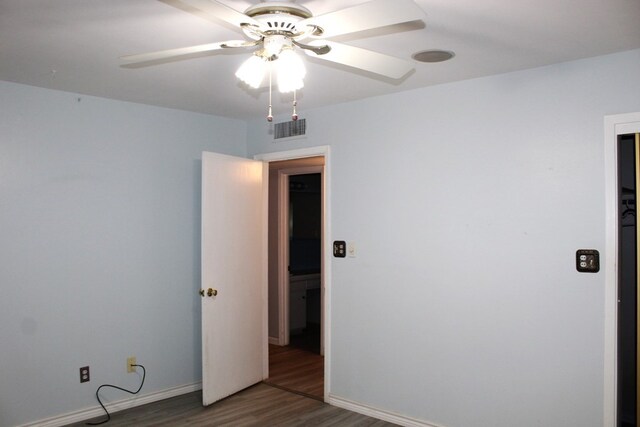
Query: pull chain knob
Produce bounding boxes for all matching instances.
[267,64,273,122]
[292,91,298,121]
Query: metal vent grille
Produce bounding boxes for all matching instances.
[274,119,306,140]
[266,21,298,31]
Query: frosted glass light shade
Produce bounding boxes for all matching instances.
[276,49,306,93]
[235,55,267,89]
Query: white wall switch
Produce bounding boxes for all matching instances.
[347,241,356,258]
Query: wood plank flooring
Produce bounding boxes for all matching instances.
[67,383,397,426]
[265,344,324,400]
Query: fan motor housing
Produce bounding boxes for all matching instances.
[244,2,313,19]
[245,2,313,35]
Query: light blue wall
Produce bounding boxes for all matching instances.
[0,82,246,426]
[2,48,640,427]
[247,49,640,427]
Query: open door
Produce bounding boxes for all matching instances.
[200,151,267,406]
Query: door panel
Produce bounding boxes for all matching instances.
[201,151,266,406]
[618,134,640,427]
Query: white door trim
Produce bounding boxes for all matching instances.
[603,112,640,427]
[278,170,290,346]
[255,146,331,401]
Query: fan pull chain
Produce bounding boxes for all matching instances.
[267,63,273,122]
[292,90,298,121]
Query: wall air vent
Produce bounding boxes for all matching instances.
[274,118,306,140]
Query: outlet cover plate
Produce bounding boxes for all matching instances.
[80,366,90,383]
[576,249,599,273]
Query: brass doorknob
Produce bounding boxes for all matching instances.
[199,289,205,297]
[207,288,218,297]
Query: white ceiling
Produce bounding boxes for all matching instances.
[1,0,639,120]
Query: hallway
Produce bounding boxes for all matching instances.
[266,344,324,401]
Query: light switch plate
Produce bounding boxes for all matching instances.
[347,242,356,257]
[333,241,346,258]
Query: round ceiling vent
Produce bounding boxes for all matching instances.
[412,50,455,63]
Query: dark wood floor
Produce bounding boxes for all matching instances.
[68,383,396,426]
[266,344,324,400]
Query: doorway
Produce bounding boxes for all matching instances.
[605,113,640,426]
[262,154,326,401]
[288,172,322,353]
[618,133,640,427]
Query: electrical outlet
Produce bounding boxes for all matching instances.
[80,366,90,383]
[333,240,346,258]
[127,357,136,373]
[576,249,599,272]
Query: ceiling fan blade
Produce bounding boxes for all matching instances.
[299,0,425,39]
[292,40,331,55]
[304,41,414,79]
[164,0,259,28]
[120,40,250,66]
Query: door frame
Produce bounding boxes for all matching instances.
[604,112,640,427]
[255,146,331,401]
[276,165,325,349]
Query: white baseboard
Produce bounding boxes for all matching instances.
[327,394,444,427]
[18,382,202,427]
[268,336,280,345]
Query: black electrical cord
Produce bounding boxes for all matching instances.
[86,364,146,425]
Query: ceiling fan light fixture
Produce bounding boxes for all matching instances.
[278,76,304,94]
[235,54,267,88]
[122,0,429,121]
[276,48,306,93]
[264,35,290,58]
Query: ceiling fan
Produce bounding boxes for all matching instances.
[121,0,426,120]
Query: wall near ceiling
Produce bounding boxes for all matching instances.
[0,81,247,427]
[247,48,640,427]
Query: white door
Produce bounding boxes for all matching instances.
[201,151,267,406]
